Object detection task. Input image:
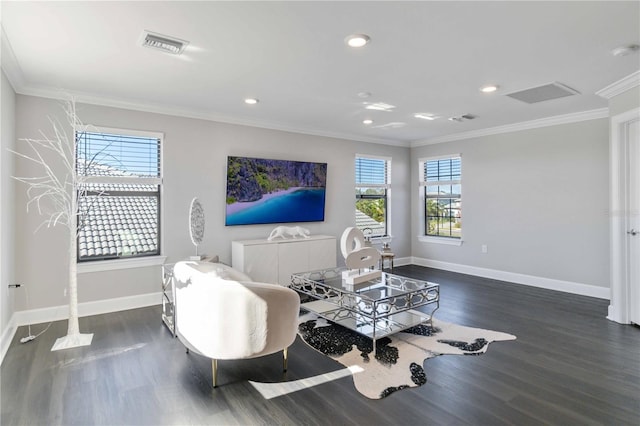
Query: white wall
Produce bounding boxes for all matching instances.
[11,92,614,316]
[411,118,610,293]
[13,95,411,311]
[1,70,17,358]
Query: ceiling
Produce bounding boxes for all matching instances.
[2,1,639,147]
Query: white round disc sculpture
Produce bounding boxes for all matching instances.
[340,226,365,259]
[340,227,381,284]
[189,197,205,258]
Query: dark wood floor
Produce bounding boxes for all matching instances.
[2,265,639,425]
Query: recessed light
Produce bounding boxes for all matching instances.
[345,34,370,48]
[373,122,406,130]
[414,113,439,121]
[480,85,499,93]
[364,102,395,112]
[363,119,373,125]
[244,98,259,105]
[357,92,372,99]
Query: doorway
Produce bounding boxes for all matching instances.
[609,107,640,324]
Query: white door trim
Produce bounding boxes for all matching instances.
[608,107,640,324]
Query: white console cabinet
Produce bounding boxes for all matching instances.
[232,235,336,285]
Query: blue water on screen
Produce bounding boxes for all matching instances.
[226,188,326,226]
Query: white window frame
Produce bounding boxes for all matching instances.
[355,154,391,240]
[76,126,165,273]
[418,154,463,246]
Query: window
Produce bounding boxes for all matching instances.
[355,155,390,238]
[75,128,162,261]
[420,156,461,239]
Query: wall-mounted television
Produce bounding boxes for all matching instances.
[225,156,327,226]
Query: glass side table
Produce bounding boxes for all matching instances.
[379,251,395,271]
[161,263,176,336]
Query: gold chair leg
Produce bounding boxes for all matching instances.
[212,359,218,388]
[283,347,288,372]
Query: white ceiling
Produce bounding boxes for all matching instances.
[2,1,639,146]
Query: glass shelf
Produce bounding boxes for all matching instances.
[292,267,439,354]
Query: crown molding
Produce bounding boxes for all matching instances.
[7,78,610,150]
[596,70,640,99]
[12,83,410,148]
[410,108,609,147]
[0,25,25,90]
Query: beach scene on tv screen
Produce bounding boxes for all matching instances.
[225,156,327,226]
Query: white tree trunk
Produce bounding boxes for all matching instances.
[51,225,92,351]
[67,226,80,336]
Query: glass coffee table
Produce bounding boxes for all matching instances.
[290,267,439,354]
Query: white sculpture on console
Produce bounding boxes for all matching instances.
[189,197,205,260]
[340,227,381,285]
[268,225,311,241]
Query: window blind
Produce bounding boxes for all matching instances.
[76,131,161,178]
[420,156,461,185]
[425,157,460,182]
[356,157,390,187]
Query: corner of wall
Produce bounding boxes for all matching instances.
[0,314,17,364]
[1,68,17,352]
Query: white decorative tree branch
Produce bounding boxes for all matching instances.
[11,100,94,350]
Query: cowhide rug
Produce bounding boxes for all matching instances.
[297,310,516,399]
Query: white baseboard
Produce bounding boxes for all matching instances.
[410,257,610,300]
[1,292,162,365]
[393,256,412,267]
[606,304,630,324]
[1,257,609,364]
[0,318,17,365]
[12,291,162,327]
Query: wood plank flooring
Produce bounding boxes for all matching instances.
[2,265,639,425]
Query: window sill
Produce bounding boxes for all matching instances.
[78,255,167,274]
[369,235,391,242]
[418,236,463,246]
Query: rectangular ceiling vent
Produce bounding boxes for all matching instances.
[140,30,188,55]
[505,82,580,104]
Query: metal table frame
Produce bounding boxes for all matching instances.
[161,263,176,336]
[291,267,439,354]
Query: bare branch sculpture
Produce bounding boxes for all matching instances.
[11,100,94,350]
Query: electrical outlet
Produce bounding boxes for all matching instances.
[64,287,67,297]
[481,244,488,254]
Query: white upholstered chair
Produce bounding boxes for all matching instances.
[172,261,300,387]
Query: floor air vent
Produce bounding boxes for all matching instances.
[505,82,579,104]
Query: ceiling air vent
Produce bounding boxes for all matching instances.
[505,82,579,104]
[140,30,188,55]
